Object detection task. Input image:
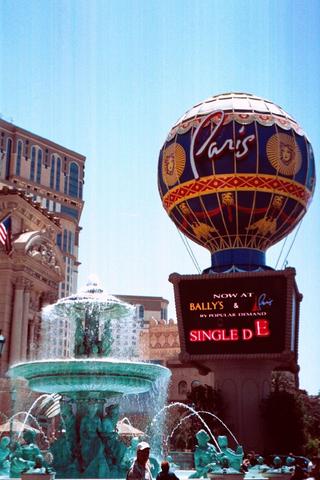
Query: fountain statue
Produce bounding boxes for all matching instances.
[189,430,244,479]
[9,279,171,479]
[9,430,48,478]
[247,456,270,476]
[0,436,10,477]
[216,436,243,471]
[243,455,295,480]
[189,429,219,478]
[262,456,293,479]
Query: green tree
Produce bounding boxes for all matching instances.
[297,391,320,458]
[261,388,306,454]
[186,384,225,438]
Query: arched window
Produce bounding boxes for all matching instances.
[16,140,23,176]
[63,229,68,252]
[50,155,55,189]
[36,148,42,183]
[30,146,36,181]
[191,380,201,389]
[5,138,12,179]
[56,233,62,249]
[68,231,73,254]
[69,162,79,198]
[178,381,188,395]
[55,156,61,191]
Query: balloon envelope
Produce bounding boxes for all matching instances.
[158,93,315,269]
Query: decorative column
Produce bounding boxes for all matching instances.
[20,281,32,361]
[28,319,36,360]
[9,278,25,365]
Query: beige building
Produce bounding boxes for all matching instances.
[0,187,65,370]
[0,187,65,413]
[115,294,169,327]
[0,120,85,414]
[0,118,85,298]
[113,295,170,357]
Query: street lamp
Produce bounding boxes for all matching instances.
[0,330,5,357]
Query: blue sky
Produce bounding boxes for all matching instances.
[1,0,319,394]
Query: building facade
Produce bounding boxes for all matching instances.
[115,295,169,327]
[109,305,140,359]
[0,118,85,297]
[0,187,65,413]
[113,295,170,357]
[0,120,85,415]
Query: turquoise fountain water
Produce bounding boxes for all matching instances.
[9,280,171,479]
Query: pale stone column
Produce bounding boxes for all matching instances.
[9,279,25,365]
[20,282,32,361]
[28,320,35,360]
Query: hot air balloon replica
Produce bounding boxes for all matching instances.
[158,93,316,451]
[158,92,315,271]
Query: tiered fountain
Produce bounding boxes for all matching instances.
[9,280,171,478]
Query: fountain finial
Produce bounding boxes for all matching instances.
[83,275,103,294]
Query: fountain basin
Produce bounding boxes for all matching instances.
[208,475,244,480]
[9,358,171,399]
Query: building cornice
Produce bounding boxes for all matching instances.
[0,118,85,162]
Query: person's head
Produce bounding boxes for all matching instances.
[161,461,170,473]
[136,441,150,466]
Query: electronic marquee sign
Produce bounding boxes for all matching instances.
[170,268,301,360]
